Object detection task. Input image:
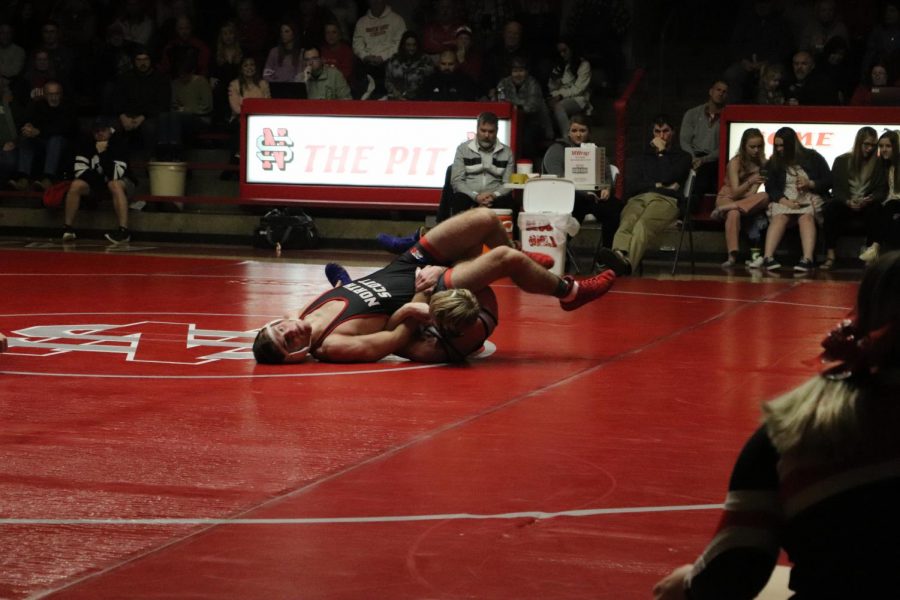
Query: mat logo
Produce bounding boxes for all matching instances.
[7,322,255,365]
[256,128,294,171]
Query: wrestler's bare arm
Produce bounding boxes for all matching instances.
[395,333,449,363]
[315,319,419,363]
[397,318,490,363]
[316,293,432,363]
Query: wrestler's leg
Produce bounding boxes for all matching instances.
[444,246,615,310]
[446,246,563,294]
[418,207,512,264]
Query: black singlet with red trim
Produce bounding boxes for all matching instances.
[301,244,446,351]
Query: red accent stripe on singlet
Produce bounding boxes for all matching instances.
[418,235,449,265]
[443,267,455,289]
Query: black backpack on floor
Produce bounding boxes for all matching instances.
[252,208,320,250]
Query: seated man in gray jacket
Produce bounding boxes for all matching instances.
[437,111,515,222]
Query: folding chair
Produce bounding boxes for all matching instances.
[671,168,697,275]
[586,164,619,273]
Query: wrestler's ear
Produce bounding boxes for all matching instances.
[283,347,310,363]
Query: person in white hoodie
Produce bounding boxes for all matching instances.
[352,0,406,96]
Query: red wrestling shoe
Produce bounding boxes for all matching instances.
[523,250,555,269]
[559,271,616,311]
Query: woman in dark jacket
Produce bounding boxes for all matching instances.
[748,126,832,272]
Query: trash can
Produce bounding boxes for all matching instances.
[148,161,187,197]
[517,211,579,276]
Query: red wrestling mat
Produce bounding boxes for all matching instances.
[0,248,856,599]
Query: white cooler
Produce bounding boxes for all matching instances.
[516,178,581,276]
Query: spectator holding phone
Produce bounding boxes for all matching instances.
[748,126,831,272]
[821,127,887,269]
[712,128,770,266]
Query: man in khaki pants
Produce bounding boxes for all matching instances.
[597,114,692,275]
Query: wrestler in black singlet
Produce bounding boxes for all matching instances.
[302,244,449,352]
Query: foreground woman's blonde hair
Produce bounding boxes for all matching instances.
[764,251,900,460]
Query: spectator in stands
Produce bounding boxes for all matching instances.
[159,16,210,77]
[51,0,96,51]
[542,113,620,248]
[680,80,728,204]
[595,114,692,276]
[210,21,243,127]
[319,0,358,41]
[749,126,831,272]
[286,0,335,49]
[384,31,434,100]
[96,22,138,114]
[222,56,269,180]
[560,0,631,94]
[755,62,786,104]
[62,117,137,245]
[484,20,532,98]
[353,0,407,98]
[18,49,55,101]
[799,0,849,58]
[263,22,304,84]
[653,250,900,600]
[115,49,171,163]
[228,59,265,116]
[38,21,75,90]
[850,62,900,105]
[821,126,887,270]
[517,1,561,62]
[157,54,212,162]
[464,0,515,52]
[115,0,155,48]
[234,0,268,64]
[9,80,76,192]
[0,82,17,183]
[493,55,552,162]
[321,21,354,85]
[546,38,592,139]
[9,2,41,51]
[155,0,194,49]
[818,35,855,103]
[303,46,351,100]
[786,49,841,105]
[421,0,463,59]
[715,133,769,265]
[861,0,900,80]
[0,24,26,92]
[439,111,514,222]
[421,49,478,101]
[712,128,770,267]
[453,26,483,92]
[864,129,900,258]
[723,0,794,102]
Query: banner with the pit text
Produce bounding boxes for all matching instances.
[240,100,516,210]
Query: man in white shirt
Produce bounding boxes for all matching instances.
[352,0,406,97]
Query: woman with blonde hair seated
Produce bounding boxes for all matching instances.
[713,127,770,266]
[654,250,900,600]
[821,126,887,269]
